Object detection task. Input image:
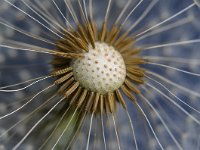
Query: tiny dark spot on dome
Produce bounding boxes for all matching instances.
[104,65,107,68]
[97,67,100,70]
[95,60,98,64]
[109,68,112,71]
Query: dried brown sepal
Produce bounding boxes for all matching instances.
[92,93,100,112]
[125,58,146,65]
[100,22,107,42]
[126,66,145,77]
[51,67,72,76]
[85,92,95,112]
[125,79,141,94]
[115,89,127,109]
[65,82,80,97]
[70,87,83,105]
[77,89,88,108]
[121,85,137,102]
[127,73,145,85]
[54,72,73,84]
[58,78,74,94]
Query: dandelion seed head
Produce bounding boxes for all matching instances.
[1,0,200,149]
[72,42,126,94]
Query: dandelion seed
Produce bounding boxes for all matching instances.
[0,0,200,150]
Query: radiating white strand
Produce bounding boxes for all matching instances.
[83,0,89,22]
[51,108,78,150]
[104,0,112,22]
[39,106,72,150]
[21,0,65,36]
[0,76,51,92]
[51,0,73,29]
[145,82,200,125]
[91,117,98,150]
[65,112,87,150]
[34,0,65,27]
[89,0,93,21]
[140,92,183,150]
[135,102,164,150]
[145,75,200,114]
[121,0,144,28]
[145,90,183,135]
[144,39,200,50]
[112,114,121,150]
[64,0,79,24]
[0,44,57,55]
[77,0,87,23]
[0,19,55,45]
[101,115,107,150]
[4,0,63,39]
[144,56,200,65]
[136,3,195,37]
[12,97,65,150]
[147,62,200,77]
[0,84,54,120]
[126,109,138,150]
[86,112,94,150]
[147,71,200,98]
[136,16,192,42]
[114,0,132,25]
[24,0,66,32]
[0,75,47,90]
[0,94,57,139]
[4,39,53,51]
[127,0,159,33]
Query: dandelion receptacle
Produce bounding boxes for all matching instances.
[0,0,200,150]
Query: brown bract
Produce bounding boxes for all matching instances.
[50,20,147,114]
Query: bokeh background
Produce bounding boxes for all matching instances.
[0,0,200,149]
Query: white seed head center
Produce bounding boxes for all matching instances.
[71,42,126,94]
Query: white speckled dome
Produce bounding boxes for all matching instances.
[71,42,126,94]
